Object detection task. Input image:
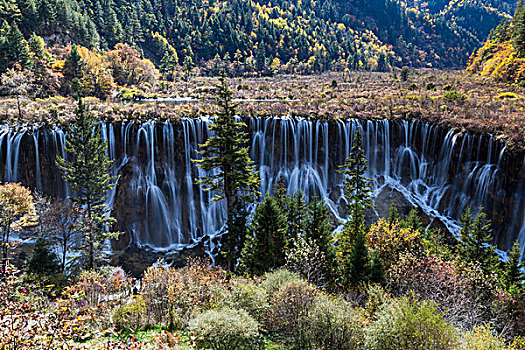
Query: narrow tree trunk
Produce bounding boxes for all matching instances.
[2,224,10,271]
[16,96,21,119]
[87,202,94,270]
[62,234,67,272]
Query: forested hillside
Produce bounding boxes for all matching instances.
[0,0,514,76]
[404,0,515,41]
[468,0,525,85]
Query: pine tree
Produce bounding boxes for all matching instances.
[458,206,499,275]
[402,208,422,232]
[336,129,373,287]
[160,47,178,79]
[220,203,248,271]
[3,22,32,70]
[348,225,370,285]
[2,0,21,24]
[183,55,193,83]
[489,19,510,43]
[273,176,288,211]
[369,250,384,283]
[286,190,307,244]
[387,200,399,226]
[501,241,525,297]
[513,1,525,57]
[305,197,336,282]
[24,237,60,276]
[338,129,373,233]
[240,195,286,275]
[255,43,266,73]
[377,51,390,72]
[38,0,57,29]
[28,32,45,60]
[195,70,260,270]
[18,0,38,34]
[63,44,84,95]
[56,99,119,269]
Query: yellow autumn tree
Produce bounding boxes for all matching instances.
[0,183,38,268]
[106,43,159,87]
[77,47,115,99]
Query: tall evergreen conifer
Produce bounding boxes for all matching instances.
[513,1,525,57]
[338,129,373,234]
[336,129,374,287]
[195,70,260,270]
[458,206,499,275]
[56,99,118,269]
[501,241,525,297]
[240,195,286,275]
[63,44,84,95]
[305,197,336,281]
[2,22,32,70]
[286,190,307,244]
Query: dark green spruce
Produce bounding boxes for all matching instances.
[336,129,375,287]
[240,195,286,275]
[457,206,499,276]
[56,98,119,269]
[194,70,260,271]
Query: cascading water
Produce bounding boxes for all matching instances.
[1,117,523,257]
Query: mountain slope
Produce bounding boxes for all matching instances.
[467,1,525,85]
[0,0,515,72]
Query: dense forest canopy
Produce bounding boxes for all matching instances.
[468,0,525,85]
[0,0,516,78]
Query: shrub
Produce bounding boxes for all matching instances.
[400,68,410,81]
[364,284,391,320]
[98,265,131,294]
[365,296,457,350]
[223,278,269,322]
[387,254,491,329]
[188,307,263,350]
[407,83,418,91]
[64,270,107,308]
[117,87,145,101]
[458,325,509,350]
[444,90,465,101]
[266,280,318,337]
[443,83,455,91]
[285,235,328,287]
[112,296,146,331]
[426,82,436,90]
[367,219,421,269]
[23,238,65,290]
[260,268,302,298]
[300,294,365,350]
[496,92,518,99]
[141,258,227,327]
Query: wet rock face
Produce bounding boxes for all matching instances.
[1,118,524,258]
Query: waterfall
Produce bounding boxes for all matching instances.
[1,117,524,257]
[0,126,26,182]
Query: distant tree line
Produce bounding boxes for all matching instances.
[0,0,501,81]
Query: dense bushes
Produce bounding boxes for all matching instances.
[188,308,263,350]
[223,279,269,323]
[266,280,318,337]
[112,296,146,331]
[5,260,524,349]
[365,296,458,350]
[260,269,302,298]
[458,325,509,350]
[300,294,365,350]
[140,259,227,327]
